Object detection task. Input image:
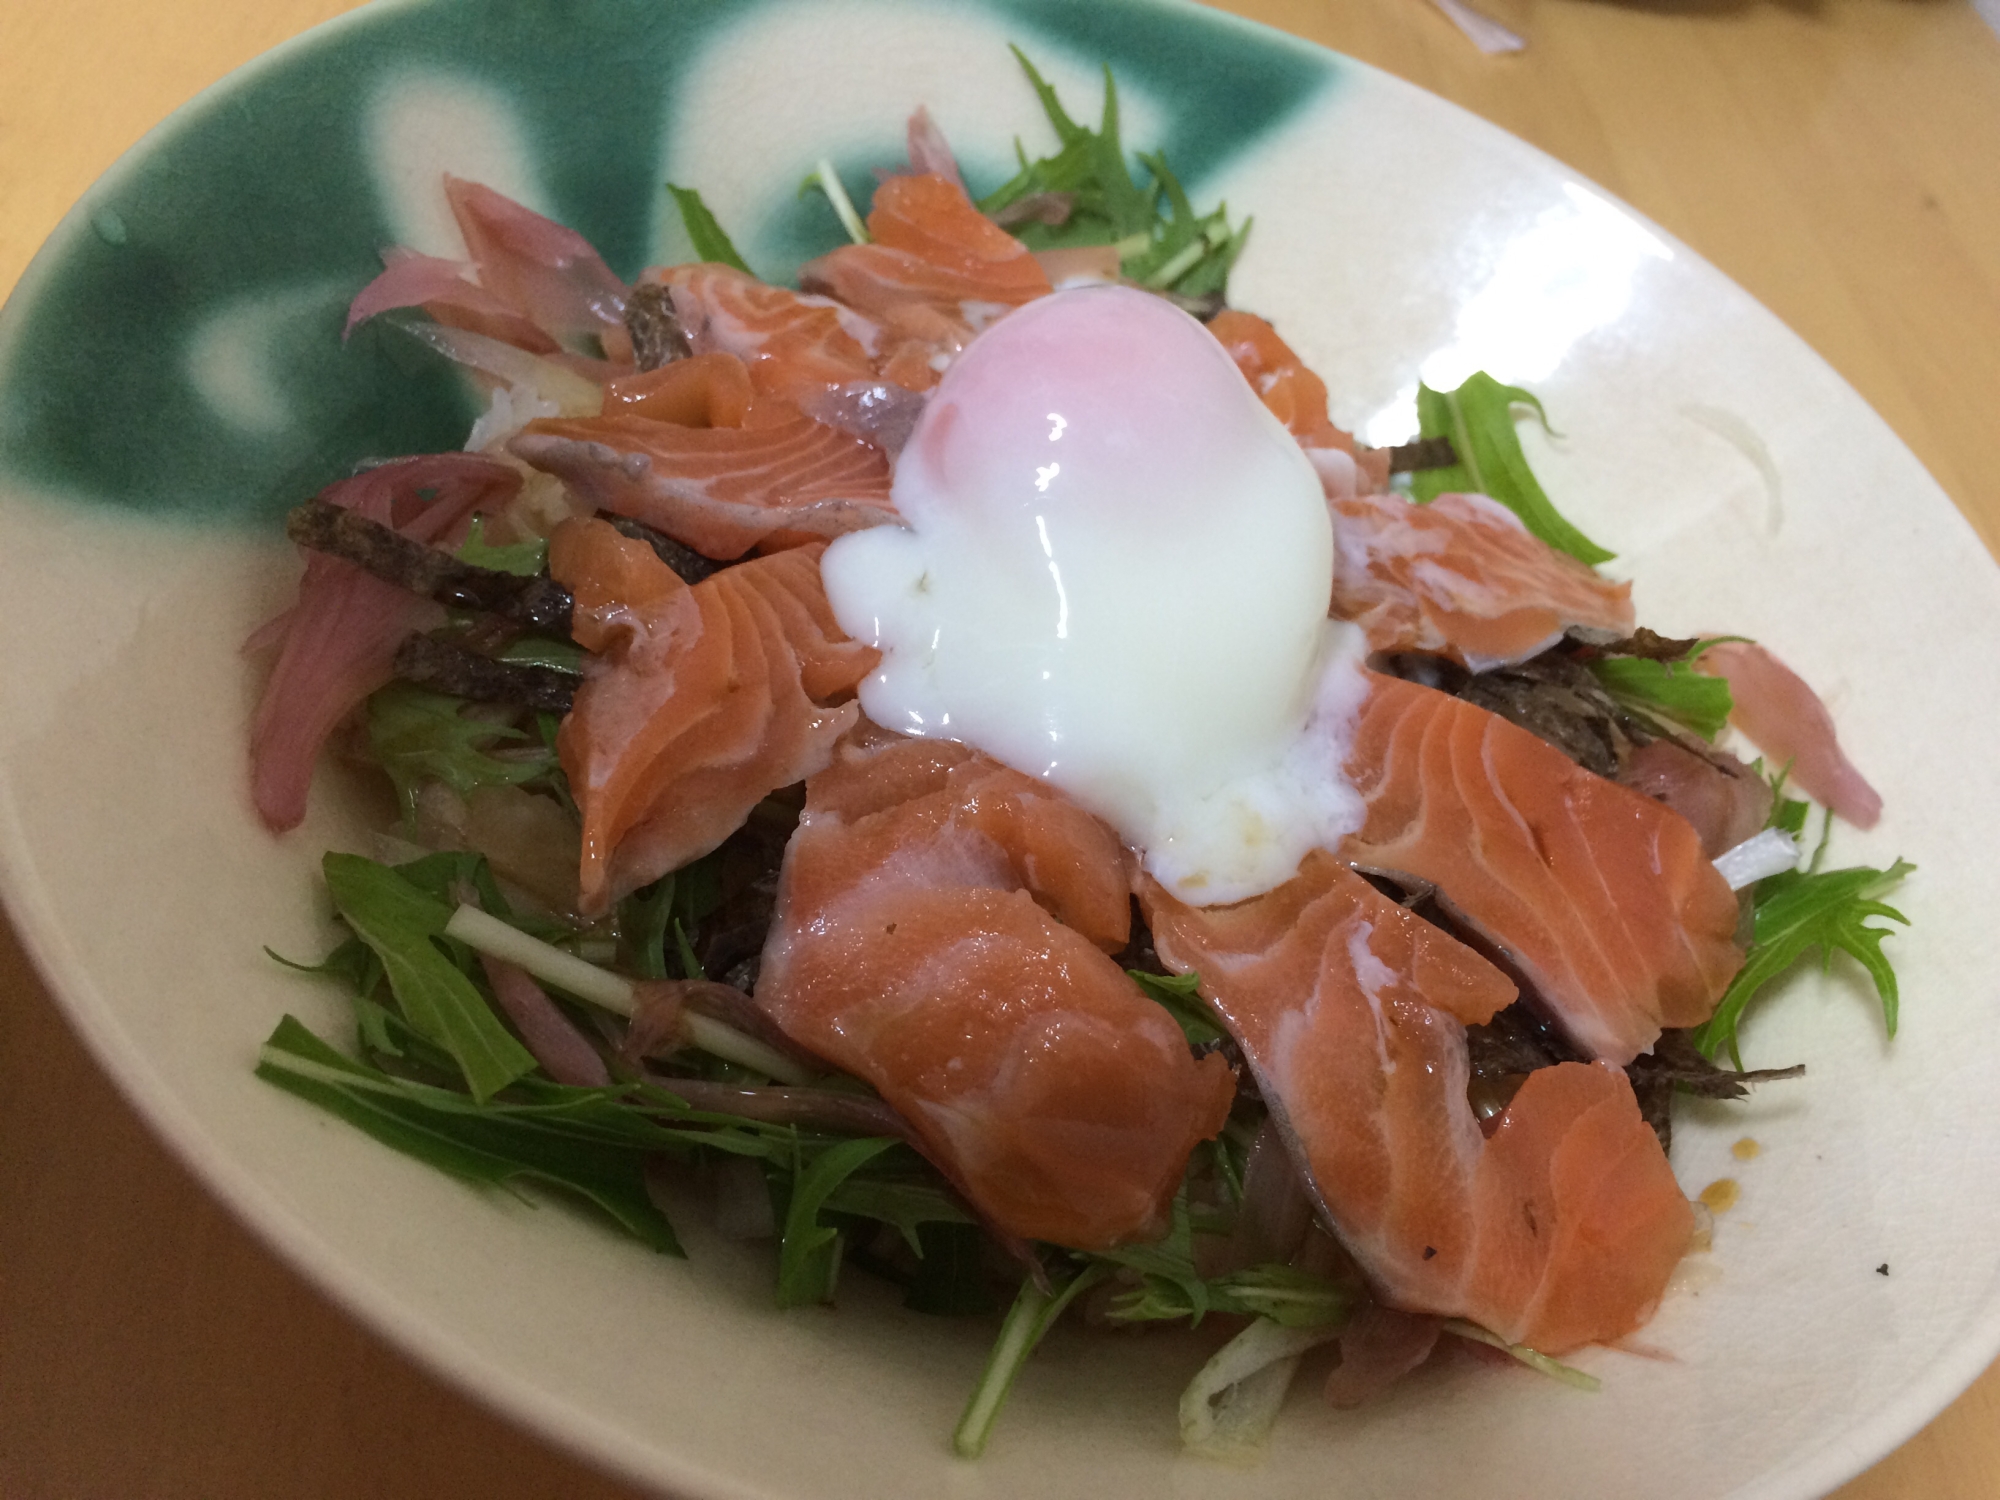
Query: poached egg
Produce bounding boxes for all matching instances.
[820,285,1370,905]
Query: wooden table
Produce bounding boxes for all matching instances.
[2,0,1996,1494]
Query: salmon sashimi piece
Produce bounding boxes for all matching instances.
[659,263,883,408]
[550,521,878,913]
[1142,853,1693,1354]
[1337,671,1744,1063]
[799,173,1053,385]
[1332,490,1635,670]
[601,351,756,428]
[1207,310,1390,494]
[1694,641,1883,829]
[756,730,1235,1248]
[512,409,896,561]
[248,454,521,832]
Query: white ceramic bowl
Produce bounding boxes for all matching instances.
[1,2,1995,1496]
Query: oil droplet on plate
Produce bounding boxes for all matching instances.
[1700,1178,1741,1214]
[1731,1137,1761,1161]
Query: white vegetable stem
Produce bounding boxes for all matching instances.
[447,905,636,1013]
[1713,828,1802,891]
[442,904,810,1085]
[814,157,870,246]
[1179,1317,1342,1457]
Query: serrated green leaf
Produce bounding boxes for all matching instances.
[666,183,753,274]
[1414,373,1613,565]
[775,1135,900,1307]
[1693,858,1914,1066]
[257,1016,681,1253]
[1089,1189,1211,1322]
[1591,655,1735,740]
[975,50,1245,296]
[321,853,537,1102]
[1109,1262,1358,1329]
[366,683,557,822]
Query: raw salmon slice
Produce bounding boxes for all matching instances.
[755,729,1235,1249]
[1208,309,1389,493]
[657,263,883,409]
[1333,490,1634,670]
[1142,853,1693,1354]
[1338,671,1743,1063]
[601,351,756,429]
[799,173,1053,387]
[550,520,878,913]
[512,408,895,562]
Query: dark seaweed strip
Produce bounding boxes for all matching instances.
[624,282,692,371]
[287,499,574,633]
[393,634,577,714]
[601,514,726,584]
[1385,434,1458,474]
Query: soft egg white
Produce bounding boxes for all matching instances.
[820,285,1370,905]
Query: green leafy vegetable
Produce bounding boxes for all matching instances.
[801,157,869,245]
[1109,1262,1357,1329]
[1087,1189,1212,1321]
[978,49,1248,297]
[366,683,557,821]
[621,874,677,981]
[495,636,586,674]
[775,1136,900,1307]
[1127,967,1225,1048]
[321,853,537,1102]
[456,516,546,577]
[257,1017,681,1252]
[666,182,753,274]
[1591,654,1735,740]
[1413,373,1613,565]
[953,1260,1110,1458]
[1692,857,1915,1066]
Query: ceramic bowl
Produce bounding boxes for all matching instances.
[2,2,1996,1496]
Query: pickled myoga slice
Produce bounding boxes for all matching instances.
[1695,641,1883,829]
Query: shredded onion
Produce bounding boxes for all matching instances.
[1713,827,1801,890]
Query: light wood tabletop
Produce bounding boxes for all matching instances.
[2,0,1996,1495]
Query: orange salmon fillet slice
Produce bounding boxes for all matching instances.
[1339,672,1743,1063]
[800,173,1052,386]
[656,262,883,408]
[756,730,1235,1249]
[513,408,895,562]
[1332,491,1635,670]
[550,521,878,913]
[1143,852,1693,1354]
[1208,309,1389,491]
